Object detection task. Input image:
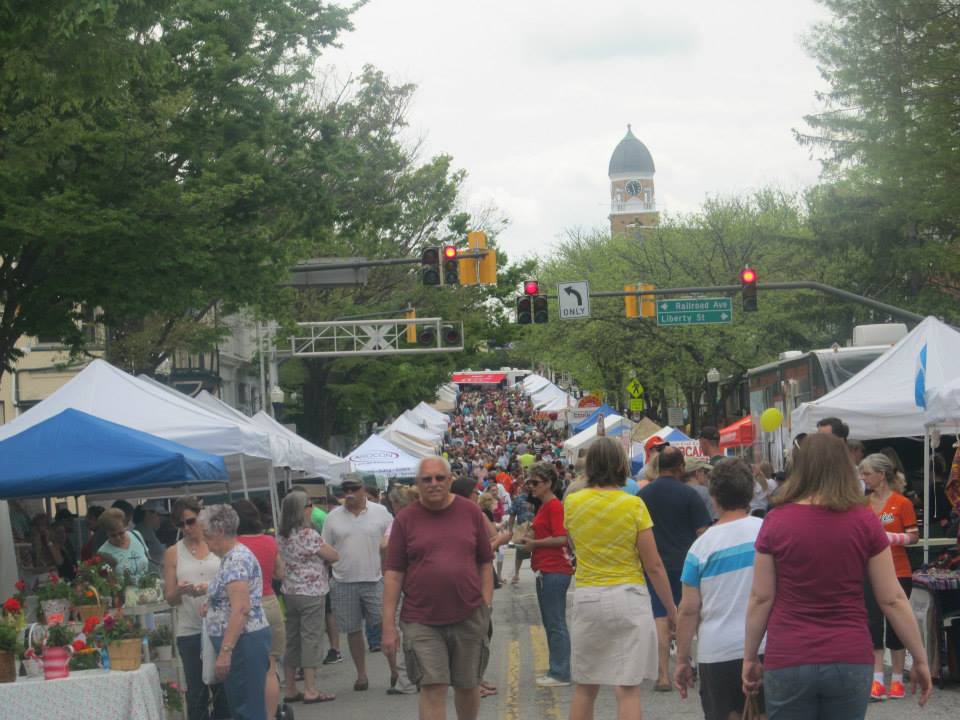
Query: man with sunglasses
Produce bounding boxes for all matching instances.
[382,456,494,720]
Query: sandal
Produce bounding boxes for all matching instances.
[654,681,672,692]
[283,693,304,703]
[354,679,369,691]
[303,692,336,704]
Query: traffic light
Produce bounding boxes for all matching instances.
[516,296,533,324]
[523,280,540,296]
[442,245,459,285]
[533,295,549,323]
[624,284,639,318]
[441,324,461,346]
[740,266,758,312]
[421,247,440,286]
[640,283,656,318]
[417,326,436,346]
[405,309,417,344]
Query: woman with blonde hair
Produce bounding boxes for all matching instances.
[860,453,918,701]
[743,434,931,718]
[564,437,676,719]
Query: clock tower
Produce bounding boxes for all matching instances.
[608,125,658,235]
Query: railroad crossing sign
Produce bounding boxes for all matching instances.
[557,281,590,320]
[656,297,733,326]
[626,379,644,399]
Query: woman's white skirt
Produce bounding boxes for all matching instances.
[570,583,659,686]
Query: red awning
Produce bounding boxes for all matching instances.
[719,416,754,448]
[451,372,507,385]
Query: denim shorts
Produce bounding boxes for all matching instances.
[764,663,872,720]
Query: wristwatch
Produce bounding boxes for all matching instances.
[221,643,234,654]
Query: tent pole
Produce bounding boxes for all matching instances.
[240,455,250,500]
[923,426,930,564]
[267,465,281,534]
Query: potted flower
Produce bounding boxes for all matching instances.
[75,556,118,617]
[162,680,184,717]
[0,621,21,683]
[2,596,24,631]
[123,571,163,607]
[36,574,73,624]
[150,625,173,661]
[96,614,145,671]
[68,639,101,671]
[41,622,76,680]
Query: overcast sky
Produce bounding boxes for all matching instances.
[324,0,830,261]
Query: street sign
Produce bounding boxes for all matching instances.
[626,379,644,399]
[557,281,590,320]
[629,398,645,412]
[656,297,733,326]
[667,407,685,426]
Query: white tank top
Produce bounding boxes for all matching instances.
[175,539,221,637]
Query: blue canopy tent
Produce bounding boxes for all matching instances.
[572,404,618,434]
[0,409,228,499]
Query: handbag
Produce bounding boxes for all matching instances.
[742,693,761,720]
[201,622,217,685]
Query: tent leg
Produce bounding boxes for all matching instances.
[923,427,930,565]
[268,466,281,534]
[239,455,250,500]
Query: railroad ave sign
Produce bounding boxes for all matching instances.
[656,297,733,326]
[557,281,590,320]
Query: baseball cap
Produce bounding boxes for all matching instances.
[339,472,364,489]
[142,499,170,515]
[684,457,713,473]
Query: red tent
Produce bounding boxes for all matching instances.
[719,416,753,448]
[450,372,506,384]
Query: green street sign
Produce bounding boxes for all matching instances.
[656,297,733,326]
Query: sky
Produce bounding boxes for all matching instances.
[323,0,831,261]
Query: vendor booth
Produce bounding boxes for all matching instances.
[572,405,617,434]
[562,414,633,461]
[347,435,421,478]
[250,411,350,482]
[720,416,754,450]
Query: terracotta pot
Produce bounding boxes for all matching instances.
[43,646,71,680]
[0,650,16,683]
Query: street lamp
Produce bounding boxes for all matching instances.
[706,368,720,428]
[270,385,285,420]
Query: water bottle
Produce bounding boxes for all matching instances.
[142,636,150,664]
[101,647,111,672]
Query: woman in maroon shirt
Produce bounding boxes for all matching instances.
[516,462,574,687]
[743,434,931,719]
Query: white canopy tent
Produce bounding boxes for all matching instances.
[250,411,350,482]
[522,374,553,394]
[379,429,437,459]
[386,415,442,444]
[792,317,960,559]
[348,434,422,478]
[562,414,634,461]
[414,401,449,426]
[403,408,447,434]
[433,383,458,412]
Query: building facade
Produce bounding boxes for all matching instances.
[609,125,658,235]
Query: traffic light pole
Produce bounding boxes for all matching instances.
[545,281,925,325]
[292,250,490,273]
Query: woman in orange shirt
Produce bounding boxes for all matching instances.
[861,453,918,702]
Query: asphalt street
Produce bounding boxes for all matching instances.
[293,549,958,720]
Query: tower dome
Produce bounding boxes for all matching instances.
[608,125,655,176]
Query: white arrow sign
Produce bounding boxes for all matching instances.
[557,281,591,320]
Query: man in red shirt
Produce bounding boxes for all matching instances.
[382,457,494,720]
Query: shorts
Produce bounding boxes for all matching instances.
[401,605,491,688]
[699,658,765,720]
[866,577,912,650]
[648,568,682,619]
[330,579,383,634]
[283,594,326,669]
[261,593,286,659]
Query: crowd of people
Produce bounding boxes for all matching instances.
[16,382,953,720]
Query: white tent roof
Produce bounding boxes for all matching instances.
[923,376,960,431]
[0,359,277,494]
[792,317,960,439]
[379,428,436,459]
[414,401,449,425]
[538,394,574,412]
[250,411,350,481]
[348,435,422,478]
[403,408,447,433]
[522,374,552,394]
[562,414,634,459]
[387,415,442,444]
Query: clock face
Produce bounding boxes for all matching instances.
[625,180,641,197]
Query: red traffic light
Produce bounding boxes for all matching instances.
[740,267,757,284]
[523,280,540,296]
[442,245,458,260]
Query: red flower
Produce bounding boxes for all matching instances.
[102,615,115,631]
[82,616,100,634]
[15,579,26,592]
[48,573,60,584]
[72,640,87,651]
[3,598,21,614]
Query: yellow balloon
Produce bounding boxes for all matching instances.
[760,408,783,433]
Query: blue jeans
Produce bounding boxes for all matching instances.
[536,572,572,682]
[176,634,230,720]
[764,663,872,720]
[211,628,271,720]
[366,619,382,649]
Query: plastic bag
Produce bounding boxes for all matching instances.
[201,624,217,685]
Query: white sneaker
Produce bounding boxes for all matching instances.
[536,676,571,688]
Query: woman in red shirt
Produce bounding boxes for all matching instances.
[517,462,574,687]
[860,453,918,701]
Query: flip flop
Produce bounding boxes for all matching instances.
[654,682,672,692]
[354,679,369,691]
[303,692,336,704]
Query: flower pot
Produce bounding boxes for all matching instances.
[76,604,107,622]
[107,638,142,671]
[153,645,172,662]
[42,646,71,680]
[40,599,72,624]
[0,650,16,683]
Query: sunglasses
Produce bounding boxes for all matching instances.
[419,474,449,484]
[175,517,198,529]
[341,485,362,493]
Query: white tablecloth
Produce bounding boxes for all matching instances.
[0,663,164,720]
